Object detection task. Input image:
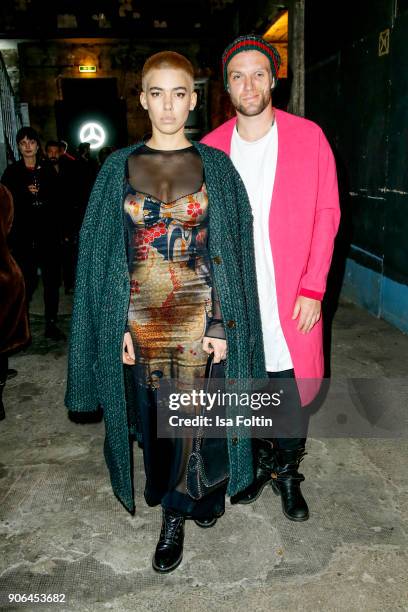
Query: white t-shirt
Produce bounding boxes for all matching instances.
[231,122,293,372]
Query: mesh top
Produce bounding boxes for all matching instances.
[127,144,203,204]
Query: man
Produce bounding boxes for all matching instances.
[46,140,78,294]
[76,142,98,224]
[202,35,340,521]
[59,140,75,161]
[2,128,65,341]
[46,140,62,169]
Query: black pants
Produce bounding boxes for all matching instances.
[61,235,78,292]
[131,370,226,519]
[0,354,8,384]
[15,241,61,323]
[265,369,308,450]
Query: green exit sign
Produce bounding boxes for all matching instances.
[79,65,97,73]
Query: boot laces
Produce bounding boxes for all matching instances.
[161,513,183,544]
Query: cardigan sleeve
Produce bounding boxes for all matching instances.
[225,164,266,379]
[298,129,340,301]
[64,164,110,412]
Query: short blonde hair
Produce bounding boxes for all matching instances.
[142,51,194,90]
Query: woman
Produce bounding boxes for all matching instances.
[65,51,266,573]
[1,127,64,341]
[0,183,31,420]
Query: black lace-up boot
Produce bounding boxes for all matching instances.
[152,509,185,573]
[270,448,309,521]
[230,439,276,505]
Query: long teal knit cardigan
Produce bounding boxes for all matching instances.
[65,141,267,513]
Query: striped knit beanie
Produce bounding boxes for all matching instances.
[222,35,281,88]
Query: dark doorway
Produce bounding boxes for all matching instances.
[61,78,118,101]
[55,78,127,153]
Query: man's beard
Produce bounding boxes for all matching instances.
[231,88,272,117]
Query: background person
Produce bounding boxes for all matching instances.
[45,139,77,294]
[98,146,115,168]
[59,139,75,161]
[75,142,98,224]
[2,127,65,341]
[0,184,31,420]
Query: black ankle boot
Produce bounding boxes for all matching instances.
[230,440,275,505]
[152,509,185,573]
[270,448,309,521]
[0,381,5,421]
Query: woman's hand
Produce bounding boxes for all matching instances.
[122,331,135,365]
[202,337,227,364]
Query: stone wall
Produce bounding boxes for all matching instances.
[17,39,206,145]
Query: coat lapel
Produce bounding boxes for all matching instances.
[216,118,237,156]
[268,108,291,265]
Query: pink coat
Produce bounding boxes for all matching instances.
[202,108,340,405]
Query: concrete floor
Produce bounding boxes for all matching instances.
[0,295,407,612]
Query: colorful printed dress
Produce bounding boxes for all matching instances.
[123,144,226,518]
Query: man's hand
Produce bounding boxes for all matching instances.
[202,337,227,364]
[122,331,135,365]
[292,296,321,334]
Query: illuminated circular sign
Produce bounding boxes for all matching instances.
[79,121,106,149]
